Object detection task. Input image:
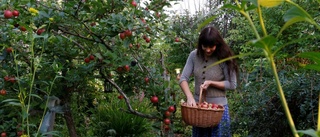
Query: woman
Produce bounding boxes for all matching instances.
[179,26,238,137]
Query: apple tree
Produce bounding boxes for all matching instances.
[0,0,181,136]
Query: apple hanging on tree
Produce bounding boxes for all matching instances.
[36,28,45,35]
[175,37,180,42]
[164,111,171,117]
[12,10,19,17]
[20,26,26,31]
[89,55,95,60]
[145,37,151,43]
[119,32,126,40]
[6,47,13,53]
[150,96,158,104]
[125,29,132,37]
[167,106,175,112]
[0,89,7,96]
[84,57,90,63]
[123,65,130,72]
[131,0,137,7]
[144,77,149,84]
[4,10,13,19]
[163,118,171,125]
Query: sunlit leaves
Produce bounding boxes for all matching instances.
[258,0,285,8]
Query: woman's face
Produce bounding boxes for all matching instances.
[202,45,216,57]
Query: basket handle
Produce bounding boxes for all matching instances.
[198,87,206,105]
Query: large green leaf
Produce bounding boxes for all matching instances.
[297,129,319,137]
[251,36,277,54]
[278,6,315,37]
[298,52,320,64]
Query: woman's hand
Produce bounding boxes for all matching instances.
[200,80,212,90]
[187,97,197,107]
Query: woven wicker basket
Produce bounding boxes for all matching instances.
[181,88,224,128]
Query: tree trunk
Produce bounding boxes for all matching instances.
[64,107,78,137]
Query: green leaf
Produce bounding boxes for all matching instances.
[278,6,315,37]
[1,98,19,103]
[251,36,277,53]
[222,4,241,11]
[29,93,43,100]
[283,7,312,22]
[298,52,320,64]
[2,99,22,107]
[297,129,319,137]
[304,64,320,71]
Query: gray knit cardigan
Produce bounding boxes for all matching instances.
[179,49,237,105]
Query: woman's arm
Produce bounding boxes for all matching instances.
[179,50,197,107]
[201,65,237,90]
[180,81,196,107]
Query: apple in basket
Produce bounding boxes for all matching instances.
[200,102,209,108]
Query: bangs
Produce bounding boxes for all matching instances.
[200,34,217,47]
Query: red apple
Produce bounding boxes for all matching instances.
[90,22,96,26]
[145,37,151,43]
[163,118,171,125]
[89,55,95,60]
[12,10,19,17]
[4,76,10,81]
[119,32,126,40]
[118,95,124,99]
[20,26,26,31]
[131,1,137,7]
[164,111,171,117]
[175,37,180,42]
[4,10,13,19]
[123,65,130,72]
[144,77,149,84]
[84,58,90,63]
[150,96,158,103]
[211,103,219,109]
[6,47,13,53]
[167,106,175,112]
[124,29,132,37]
[36,28,45,35]
[0,89,7,96]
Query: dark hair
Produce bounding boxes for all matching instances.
[197,26,238,80]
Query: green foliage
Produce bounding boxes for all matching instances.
[89,92,154,137]
[223,0,320,136]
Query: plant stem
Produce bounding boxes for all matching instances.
[26,37,36,136]
[257,5,268,36]
[235,2,260,39]
[269,55,299,137]
[318,94,320,131]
